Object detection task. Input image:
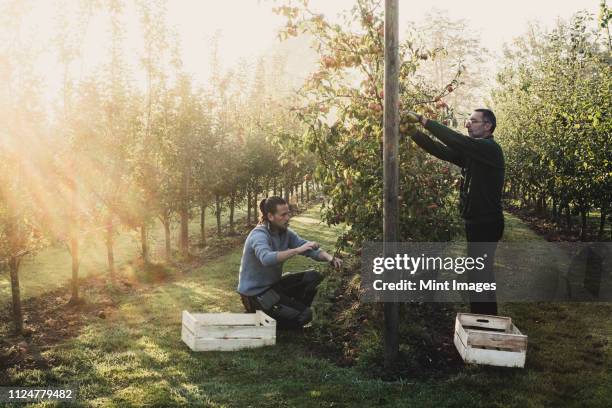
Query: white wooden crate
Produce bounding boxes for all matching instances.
[181,310,276,351]
[454,313,528,368]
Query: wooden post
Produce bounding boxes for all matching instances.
[383,0,399,366]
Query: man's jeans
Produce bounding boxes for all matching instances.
[240,270,323,329]
[465,218,504,315]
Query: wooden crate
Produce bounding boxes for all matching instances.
[453,313,528,368]
[182,310,276,351]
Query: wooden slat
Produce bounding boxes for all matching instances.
[193,337,276,352]
[466,329,528,351]
[181,324,196,351]
[182,322,196,337]
[457,313,512,331]
[191,312,261,326]
[454,330,468,361]
[198,325,275,340]
[182,310,197,333]
[455,320,469,349]
[509,323,524,336]
[464,346,526,368]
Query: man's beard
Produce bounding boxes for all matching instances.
[271,221,289,232]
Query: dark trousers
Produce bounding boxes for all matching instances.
[465,218,504,315]
[240,270,323,329]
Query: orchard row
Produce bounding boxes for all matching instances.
[493,10,611,240]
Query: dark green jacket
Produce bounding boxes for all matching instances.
[409,120,505,223]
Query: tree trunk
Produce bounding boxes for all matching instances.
[306,180,310,202]
[70,235,79,302]
[580,209,588,241]
[141,223,150,263]
[200,203,206,245]
[300,182,304,203]
[229,193,236,234]
[163,216,172,261]
[273,178,277,196]
[9,257,23,335]
[253,190,258,224]
[106,219,116,283]
[565,205,572,230]
[179,160,190,258]
[70,177,80,303]
[246,189,252,225]
[598,204,607,241]
[215,194,222,236]
[536,196,543,214]
[180,207,189,258]
[284,184,290,203]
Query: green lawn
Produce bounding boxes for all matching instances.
[1,207,610,407]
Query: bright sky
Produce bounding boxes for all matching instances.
[11,0,604,107]
[174,0,602,75]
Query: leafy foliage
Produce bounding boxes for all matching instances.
[274,0,464,247]
[492,10,611,237]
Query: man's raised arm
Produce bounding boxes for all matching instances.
[424,120,503,168]
[403,110,502,168]
[405,128,465,167]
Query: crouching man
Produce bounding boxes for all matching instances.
[237,196,342,329]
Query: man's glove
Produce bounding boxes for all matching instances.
[404,110,423,124]
[399,122,417,134]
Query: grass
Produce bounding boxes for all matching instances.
[1,207,611,407]
[505,199,612,240]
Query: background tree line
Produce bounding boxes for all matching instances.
[492,4,611,241]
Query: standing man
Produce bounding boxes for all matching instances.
[238,196,343,328]
[403,109,504,315]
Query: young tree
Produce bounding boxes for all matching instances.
[133,0,181,262]
[0,0,47,332]
[52,0,99,303]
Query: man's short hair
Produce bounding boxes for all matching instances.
[475,108,496,133]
